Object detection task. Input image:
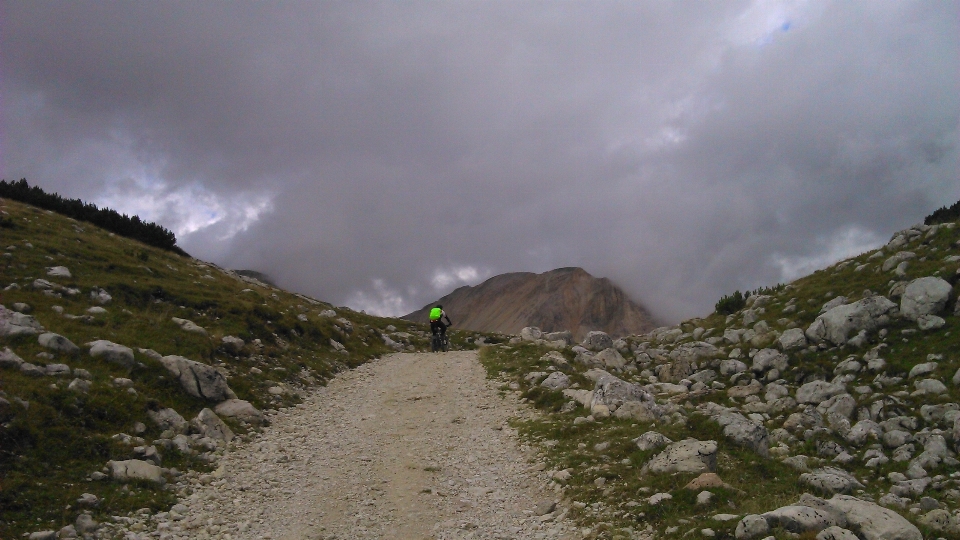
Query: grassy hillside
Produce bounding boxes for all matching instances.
[480,216,960,539]
[0,197,481,538]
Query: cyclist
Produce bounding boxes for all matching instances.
[429,304,452,343]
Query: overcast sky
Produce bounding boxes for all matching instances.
[2,1,957,323]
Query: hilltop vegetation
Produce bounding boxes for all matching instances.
[0,179,187,256]
[0,197,482,538]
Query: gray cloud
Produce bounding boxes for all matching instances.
[3,1,957,322]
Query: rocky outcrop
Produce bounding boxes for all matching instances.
[159,356,237,402]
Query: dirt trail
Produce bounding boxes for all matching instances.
[157,351,577,540]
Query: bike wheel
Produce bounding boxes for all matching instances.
[431,336,440,352]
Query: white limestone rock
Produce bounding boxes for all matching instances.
[88,340,135,369]
[804,296,896,346]
[38,332,79,354]
[107,459,163,485]
[159,355,237,402]
[900,276,952,320]
[642,439,718,475]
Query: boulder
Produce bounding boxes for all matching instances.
[159,355,237,402]
[762,505,844,534]
[89,287,112,304]
[881,251,916,272]
[588,369,660,416]
[544,330,573,344]
[170,317,208,335]
[594,348,626,370]
[799,467,864,495]
[845,420,882,447]
[805,296,897,346]
[107,459,163,484]
[751,348,788,373]
[916,509,960,535]
[817,527,860,539]
[147,407,189,434]
[612,401,659,422]
[221,336,245,355]
[778,328,808,350]
[0,347,24,368]
[37,333,79,354]
[581,331,613,351]
[191,408,234,443]
[720,359,748,376]
[539,372,570,390]
[826,494,922,540]
[641,439,718,475]
[634,431,673,451]
[735,514,771,540]
[817,394,856,420]
[711,409,770,457]
[913,378,947,395]
[916,314,945,331]
[520,327,543,341]
[214,399,264,426]
[797,381,846,404]
[46,266,71,278]
[0,304,45,337]
[88,340,135,369]
[19,362,45,376]
[900,277,952,320]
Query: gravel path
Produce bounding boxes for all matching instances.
[150,351,578,540]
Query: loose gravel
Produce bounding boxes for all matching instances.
[141,351,579,540]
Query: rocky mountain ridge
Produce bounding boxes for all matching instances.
[404,267,658,341]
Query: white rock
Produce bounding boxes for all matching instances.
[778,328,807,350]
[815,526,859,540]
[46,266,71,278]
[796,381,846,404]
[826,494,922,540]
[215,399,264,426]
[107,459,163,484]
[540,372,571,390]
[805,296,896,346]
[900,276,952,320]
[913,378,947,395]
[38,332,79,354]
[221,336,245,354]
[191,408,234,443]
[159,355,237,402]
[171,317,208,335]
[908,362,937,379]
[0,305,45,337]
[520,327,543,341]
[88,340,135,369]
[642,439,718,474]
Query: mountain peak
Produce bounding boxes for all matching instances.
[403,267,658,341]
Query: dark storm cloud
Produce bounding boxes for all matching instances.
[2,1,957,322]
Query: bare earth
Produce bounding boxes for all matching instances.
[158,351,578,540]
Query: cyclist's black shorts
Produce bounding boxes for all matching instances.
[430,320,447,335]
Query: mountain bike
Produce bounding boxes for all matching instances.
[431,327,450,352]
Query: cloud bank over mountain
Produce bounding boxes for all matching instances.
[2,1,957,322]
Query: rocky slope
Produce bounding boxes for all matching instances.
[404,267,658,341]
[481,216,960,539]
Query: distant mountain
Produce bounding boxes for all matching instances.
[403,267,659,341]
